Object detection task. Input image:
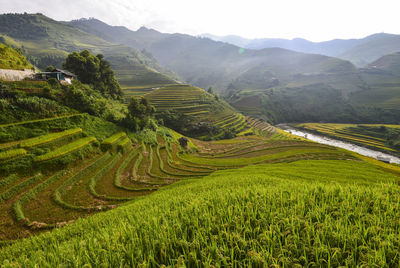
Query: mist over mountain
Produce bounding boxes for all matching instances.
[67,18,356,89]
[1,14,400,124]
[201,33,400,67]
[66,17,400,124]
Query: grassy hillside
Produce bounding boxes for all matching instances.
[346,61,400,111]
[0,13,175,87]
[1,159,399,266]
[0,42,32,70]
[368,52,400,75]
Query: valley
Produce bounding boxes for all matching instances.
[0,10,400,267]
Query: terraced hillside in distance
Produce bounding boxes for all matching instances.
[124,84,250,139]
[296,123,400,156]
[3,115,397,243]
[349,68,400,110]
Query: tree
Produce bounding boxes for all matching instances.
[63,50,122,99]
[123,97,156,131]
[45,65,55,72]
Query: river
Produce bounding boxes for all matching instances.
[280,126,400,164]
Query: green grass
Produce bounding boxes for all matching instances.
[0,148,27,161]
[19,128,82,148]
[0,174,43,203]
[181,147,341,167]
[101,132,126,152]
[0,174,18,188]
[0,113,83,128]
[1,160,399,266]
[0,42,32,70]
[34,136,96,162]
[101,132,126,144]
[13,171,64,226]
[116,136,132,153]
[53,153,111,211]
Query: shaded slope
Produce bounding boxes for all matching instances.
[66,18,357,91]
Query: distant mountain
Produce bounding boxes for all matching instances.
[5,15,399,124]
[0,13,176,87]
[68,18,357,92]
[200,33,251,48]
[339,33,400,66]
[67,18,400,124]
[200,34,362,57]
[367,52,400,75]
[202,33,400,67]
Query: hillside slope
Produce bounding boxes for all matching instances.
[0,42,32,70]
[339,33,400,66]
[66,18,400,124]
[0,14,175,87]
[66,18,357,91]
[367,52,400,75]
[347,54,400,110]
[125,84,249,139]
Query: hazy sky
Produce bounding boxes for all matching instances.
[1,0,399,41]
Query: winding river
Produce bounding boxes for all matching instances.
[280,126,400,164]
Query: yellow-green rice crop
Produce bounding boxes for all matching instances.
[34,137,96,162]
[19,128,82,148]
[0,160,399,266]
[0,148,27,161]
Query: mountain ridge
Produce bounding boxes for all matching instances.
[201,32,400,67]
[0,13,176,87]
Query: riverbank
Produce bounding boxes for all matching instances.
[280,126,400,164]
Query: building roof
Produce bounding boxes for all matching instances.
[54,68,76,77]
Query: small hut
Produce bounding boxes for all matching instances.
[35,69,77,84]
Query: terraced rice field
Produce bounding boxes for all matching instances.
[145,84,213,115]
[132,84,250,137]
[121,85,173,98]
[296,123,400,155]
[1,120,386,243]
